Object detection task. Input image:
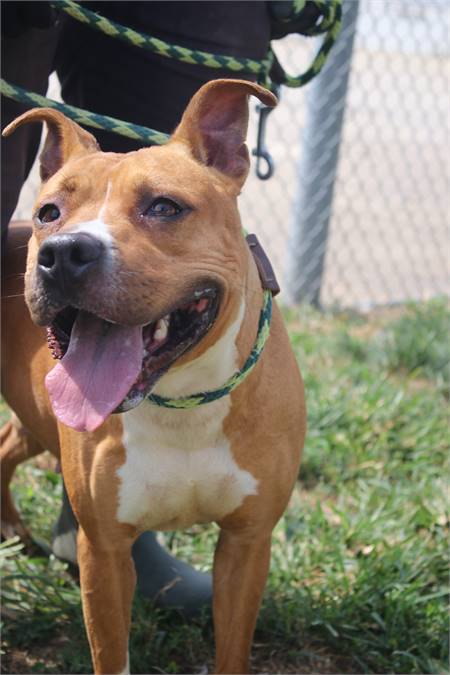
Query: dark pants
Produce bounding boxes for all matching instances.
[1,23,59,237]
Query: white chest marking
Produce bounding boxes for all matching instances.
[116,299,259,531]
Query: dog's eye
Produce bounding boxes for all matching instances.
[144,198,182,218]
[37,204,60,223]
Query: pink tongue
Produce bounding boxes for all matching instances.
[45,312,143,432]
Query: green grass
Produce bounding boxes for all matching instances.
[375,298,450,391]
[1,299,449,674]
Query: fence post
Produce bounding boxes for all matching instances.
[285,0,360,306]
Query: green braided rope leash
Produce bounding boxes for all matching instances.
[147,289,272,409]
[51,0,273,78]
[271,1,342,88]
[0,79,169,145]
[51,0,342,89]
[289,0,340,36]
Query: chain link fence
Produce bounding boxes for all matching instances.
[242,0,450,309]
[14,0,449,310]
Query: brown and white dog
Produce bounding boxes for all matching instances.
[1,79,306,674]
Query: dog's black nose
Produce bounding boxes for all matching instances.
[37,233,104,289]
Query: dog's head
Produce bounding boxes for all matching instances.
[3,79,276,430]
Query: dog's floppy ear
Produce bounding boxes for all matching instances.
[2,108,99,181]
[171,79,277,189]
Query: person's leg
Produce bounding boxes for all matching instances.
[1,4,59,241]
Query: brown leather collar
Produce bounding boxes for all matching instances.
[246,233,280,296]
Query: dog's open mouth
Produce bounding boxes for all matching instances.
[44,286,220,432]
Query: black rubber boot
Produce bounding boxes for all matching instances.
[132,532,212,615]
[51,484,78,566]
[52,483,212,615]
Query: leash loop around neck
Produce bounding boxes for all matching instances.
[147,289,272,409]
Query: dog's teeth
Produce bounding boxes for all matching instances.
[154,318,168,341]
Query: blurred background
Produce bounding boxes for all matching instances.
[13,0,449,312]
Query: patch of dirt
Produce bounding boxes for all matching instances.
[253,652,358,674]
[1,638,67,674]
[1,644,358,675]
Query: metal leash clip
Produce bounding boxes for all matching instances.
[252,85,280,180]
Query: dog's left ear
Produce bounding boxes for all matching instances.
[2,108,99,181]
[171,79,277,190]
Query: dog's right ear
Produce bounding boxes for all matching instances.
[2,108,99,181]
[171,79,277,191]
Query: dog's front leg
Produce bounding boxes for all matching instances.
[77,527,136,675]
[213,528,272,674]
